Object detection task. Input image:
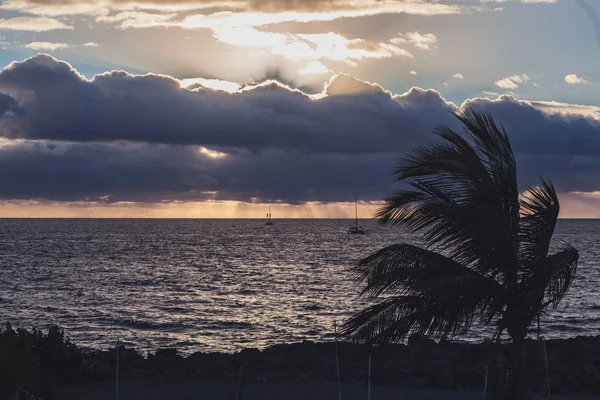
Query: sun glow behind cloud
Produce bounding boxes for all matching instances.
[209,26,417,73]
[181,78,241,92]
[299,61,332,75]
[198,146,228,158]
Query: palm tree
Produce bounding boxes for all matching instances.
[341,110,578,399]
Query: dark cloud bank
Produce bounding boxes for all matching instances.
[0,54,599,204]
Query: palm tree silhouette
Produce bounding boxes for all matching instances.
[341,110,578,399]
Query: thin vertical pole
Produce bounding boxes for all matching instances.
[483,365,488,400]
[236,365,244,400]
[543,339,550,396]
[116,338,120,400]
[367,353,371,400]
[334,321,342,400]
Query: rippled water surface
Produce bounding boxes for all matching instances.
[0,219,598,354]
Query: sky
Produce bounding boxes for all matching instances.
[0,0,599,218]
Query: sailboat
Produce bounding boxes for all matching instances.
[348,193,366,234]
[266,206,274,226]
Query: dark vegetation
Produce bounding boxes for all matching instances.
[341,110,579,400]
[0,323,87,399]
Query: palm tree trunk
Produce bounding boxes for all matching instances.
[506,335,532,400]
[485,351,508,400]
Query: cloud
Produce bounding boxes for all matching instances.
[298,61,331,75]
[83,42,100,47]
[25,41,70,51]
[211,27,413,66]
[180,77,241,92]
[494,73,530,89]
[1,0,467,20]
[391,31,438,52]
[482,90,501,97]
[527,100,600,120]
[0,55,600,205]
[409,70,417,75]
[96,11,178,28]
[178,7,462,30]
[0,0,110,16]
[297,32,413,64]
[564,74,590,84]
[0,16,72,31]
[452,73,464,80]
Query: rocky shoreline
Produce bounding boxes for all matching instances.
[83,336,600,394]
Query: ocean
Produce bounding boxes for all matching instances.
[0,219,598,355]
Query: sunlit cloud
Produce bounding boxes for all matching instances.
[212,27,413,66]
[452,73,464,80]
[181,77,241,92]
[0,16,72,31]
[83,42,100,47]
[178,3,464,30]
[198,146,228,158]
[3,0,467,26]
[481,90,501,98]
[212,26,289,48]
[529,100,600,121]
[494,73,530,89]
[25,41,70,51]
[409,70,417,75]
[0,0,106,16]
[391,31,438,52]
[96,11,177,28]
[298,61,332,75]
[298,32,413,64]
[0,0,239,16]
[564,74,590,85]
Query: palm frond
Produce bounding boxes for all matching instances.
[539,246,579,310]
[376,190,427,226]
[352,244,505,335]
[519,246,579,329]
[341,289,499,345]
[340,296,426,344]
[518,180,560,267]
[454,109,520,236]
[354,243,496,295]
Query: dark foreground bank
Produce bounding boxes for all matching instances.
[2,324,600,399]
[59,381,600,400]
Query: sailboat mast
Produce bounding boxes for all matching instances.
[355,192,358,228]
